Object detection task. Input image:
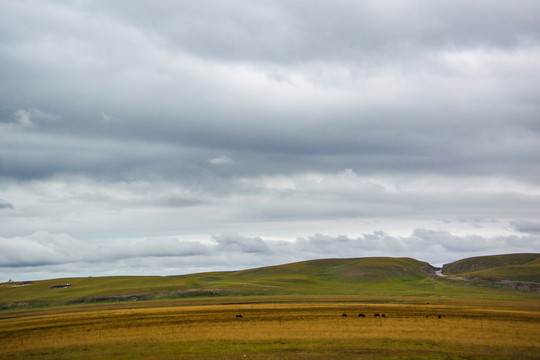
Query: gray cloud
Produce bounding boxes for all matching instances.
[1,229,538,280]
[0,172,538,247]
[1,1,539,279]
[89,0,540,63]
[0,232,209,268]
[511,221,540,234]
[213,234,272,254]
[0,200,14,210]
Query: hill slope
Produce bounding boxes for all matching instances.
[442,253,540,282]
[1,256,539,310]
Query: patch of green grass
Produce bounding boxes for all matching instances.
[452,264,540,283]
[443,253,540,275]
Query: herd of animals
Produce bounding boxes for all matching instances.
[235,313,443,319]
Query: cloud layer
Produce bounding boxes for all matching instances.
[1,1,539,280]
[1,230,538,280]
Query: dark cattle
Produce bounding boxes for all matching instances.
[358,314,365,318]
[374,313,380,317]
[425,315,429,318]
[438,315,442,319]
[236,314,243,318]
[342,313,348,317]
[381,314,386,318]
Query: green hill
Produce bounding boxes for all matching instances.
[229,257,433,283]
[442,253,540,282]
[1,256,539,310]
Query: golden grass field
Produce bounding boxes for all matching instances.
[1,297,539,359]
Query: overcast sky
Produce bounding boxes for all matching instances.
[1,1,539,281]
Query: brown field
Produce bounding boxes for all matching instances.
[1,298,539,359]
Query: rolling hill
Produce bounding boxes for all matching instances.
[442,253,540,282]
[1,255,539,310]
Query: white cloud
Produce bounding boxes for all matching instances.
[0,231,209,268]
[0,108,57,130]
[14,109,34,128]
[99,112,119,122]
[0,171,538,242]
[0,232,88,267]
[208,155,234,165]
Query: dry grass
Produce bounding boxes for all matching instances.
[1,300,539,359]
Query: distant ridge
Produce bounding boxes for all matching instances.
[1,255,539,310]
[442,253,540,283]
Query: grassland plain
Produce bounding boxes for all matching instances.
[1,256,539,358]
[0,300,539,359]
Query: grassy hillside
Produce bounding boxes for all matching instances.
[1,256,539,310]
[442,253,540,282]
[222,257,433,286]
[461,264,540,282]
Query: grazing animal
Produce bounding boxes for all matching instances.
[374,313,380,317]
[342,313,347,317]
[438,315,442,319]
[381,314,386,318]
[358,313,365,318]
[236,314,243,318]
[425,315,429,318]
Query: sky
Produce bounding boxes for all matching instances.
[1,0,539,281]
